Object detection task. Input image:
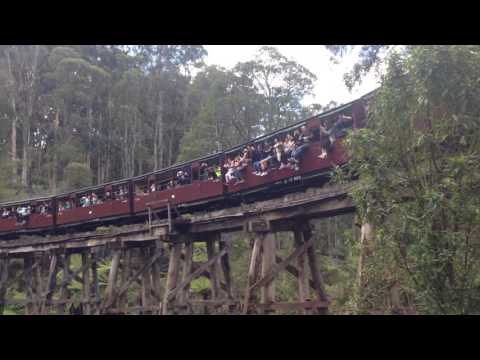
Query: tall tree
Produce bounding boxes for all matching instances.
[336,45,480,314]
[234,46,317,132]
[3,45,47,190]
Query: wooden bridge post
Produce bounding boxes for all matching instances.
[0,256,8,315]
[33,252,44,315]
[243,232,263,314]
[119,247,131,314]
[24,255,34,315]
[260,233,276,313]
[162,240,182,315]
[140,247,154,314]
[206,235,220,302]
[40,251,58,314]
[104,247,122,313]
[81,249,91,315]
[294,230,310,315]
[151,239,164,314]
[219,234,234,302]
[91,249,101,315]
[178,241,193,314]
[58,252,71,315]
[303,224,329,314]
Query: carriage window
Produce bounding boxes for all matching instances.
[58,198,75,212]
[134,180,148,196]
[175,168,191,186]
[148,176,158,193]
[199,160,221,182]
[150,182,157,192]
[37,201,52,215]
[114,184,129,200]
[75,190,104,209]
[13,203,32,224]
[1,207,11,219]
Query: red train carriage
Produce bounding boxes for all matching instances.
[225,99,362,193]
[132,153,224,215]
[0,94,370,237]
[0,196,54,235]
[55,180,132,228]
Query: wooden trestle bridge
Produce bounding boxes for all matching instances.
[0,183,360,315]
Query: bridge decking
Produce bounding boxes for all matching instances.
[0,183,356,315]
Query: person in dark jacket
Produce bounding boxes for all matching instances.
[289,126,313,171]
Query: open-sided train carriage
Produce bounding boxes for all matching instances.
[0,93,371,238]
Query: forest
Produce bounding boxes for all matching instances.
[1,45,480,315]
[0,45,326,200]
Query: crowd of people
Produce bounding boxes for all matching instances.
[222,125,317,185]
[144,164,221,194]
[0,113,354,223]
[221,113,353,185]
[1,204,41,224]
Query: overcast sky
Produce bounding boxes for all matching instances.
[203,45,380,107]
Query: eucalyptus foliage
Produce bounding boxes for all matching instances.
[339,45,480,314]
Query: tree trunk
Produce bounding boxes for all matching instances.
[167,130,174,166]
[21,45,41,191]
[6,49,18,180]
[51,110,60,194]
[356,219,373,312]
[154,91,164,170]
[11,114,17,179]
[21,119,30,188]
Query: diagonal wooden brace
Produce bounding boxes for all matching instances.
[249,238,313,292]
[166,246,228,302]
[101,250,163,312]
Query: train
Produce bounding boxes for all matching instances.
[0,92,372,239]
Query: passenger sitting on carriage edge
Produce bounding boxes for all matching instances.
[224,157,244,184]
[283,134,295,160]
[234,149,249,183]
[259,141,274,176]
[318,120,335,159]
[333,113,353,138]
[236,156,246,184]
[289,126,314,171]
[252,143,264,175]
[317,114,352,159]
[239,148,250,168]
[224,158,235,183]
[274,138,288,170]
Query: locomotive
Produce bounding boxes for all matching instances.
[0,92,372,238]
